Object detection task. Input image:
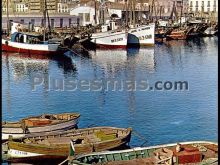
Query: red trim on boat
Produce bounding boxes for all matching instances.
[95,44,127,49]
[2,44,63,55]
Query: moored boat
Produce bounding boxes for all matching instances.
[166,29,188,40]
[203,27,218,36]
[69,141,218,165]
[2,113,80,141]
[127,23,155,47]
[2,32,64,56]
[4,127,132,162]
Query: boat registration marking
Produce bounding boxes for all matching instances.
[138,35,152,40]
[111,38,123,43]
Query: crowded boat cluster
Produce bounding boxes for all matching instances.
[2,112,218,164]
[1,18,218,57]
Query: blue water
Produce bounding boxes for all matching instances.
[2,37,218,148]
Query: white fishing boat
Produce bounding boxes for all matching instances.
[204,27,218,36]
[127,23,155,47]
[2,113,80,141]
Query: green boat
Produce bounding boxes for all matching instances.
[68,141,218,165]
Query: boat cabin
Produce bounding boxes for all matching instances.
[11,32,44,44]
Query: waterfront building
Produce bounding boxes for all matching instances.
[188,0,218,21]
[2,14,80,29]
[189,0,218,12]
[70,1,123,26]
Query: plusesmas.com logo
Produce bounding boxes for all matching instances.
[31,73,189,92]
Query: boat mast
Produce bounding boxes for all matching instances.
[132,0,136,26]
[43,0,47,41]
[46,8,51,34]
[6,0,10,35]
[94,0,97,25]
[180,0,183,27]
[125,0,128,26]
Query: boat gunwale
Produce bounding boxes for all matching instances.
[21,126,131,141]
[74,140,217,159]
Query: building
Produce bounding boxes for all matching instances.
[16,3,29,13]
[57,0,79,13]
[188,0,218,13]
[149,0,188,18]
[2,14,80,30]
[70,1,122,26]
[28,0,58,13]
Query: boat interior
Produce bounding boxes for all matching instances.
[74,142,218,165]
[22,128,130,146]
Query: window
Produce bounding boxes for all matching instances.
[207,8,210,12]
[21,19,24,24]
[195,7,198,12]
[60,18,63,27]
[69,18,71,27]
[213,7,216,12]
[202,1,204,6]
[41,19,44,26]
[190,1,193,7]
[51,19,54,28]
[85,13,90,22]
[207,1,210,7]
[196,1,198,7]
[214,0,216,7]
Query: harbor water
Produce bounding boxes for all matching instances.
[2,37,218,158]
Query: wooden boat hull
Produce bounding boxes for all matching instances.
[166,31,187,40]
[2,113,80,141]
[2,39,64,55]
[128,24,155,47]
[5,127,132,162]
[91,31,127,49]
[70,141,218,165]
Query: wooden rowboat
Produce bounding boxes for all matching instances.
[69,141,218,165]
[4,127,132,162]
[2,113,80,141]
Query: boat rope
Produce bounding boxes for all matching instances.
[132,130,148,147]
[57,157,69,165]
[87,124,97,128]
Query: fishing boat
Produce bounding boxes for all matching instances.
[2,113,80,141]
[90,30,128,49]
[203,26,218,36]
[2,0,66,55]
[166,29,188,40]
[127,24,155,47]
[69,141,218,165]
[4,127,132,162]
[2,31,64,55]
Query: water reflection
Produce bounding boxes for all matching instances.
[127,48,156,73]
[2,53,77,81]
[90,48,155,77]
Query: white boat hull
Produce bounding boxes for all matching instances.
[91,31,127,49]
[2,118,79,140]
[8,149,45,158]
[128,24,155,46]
